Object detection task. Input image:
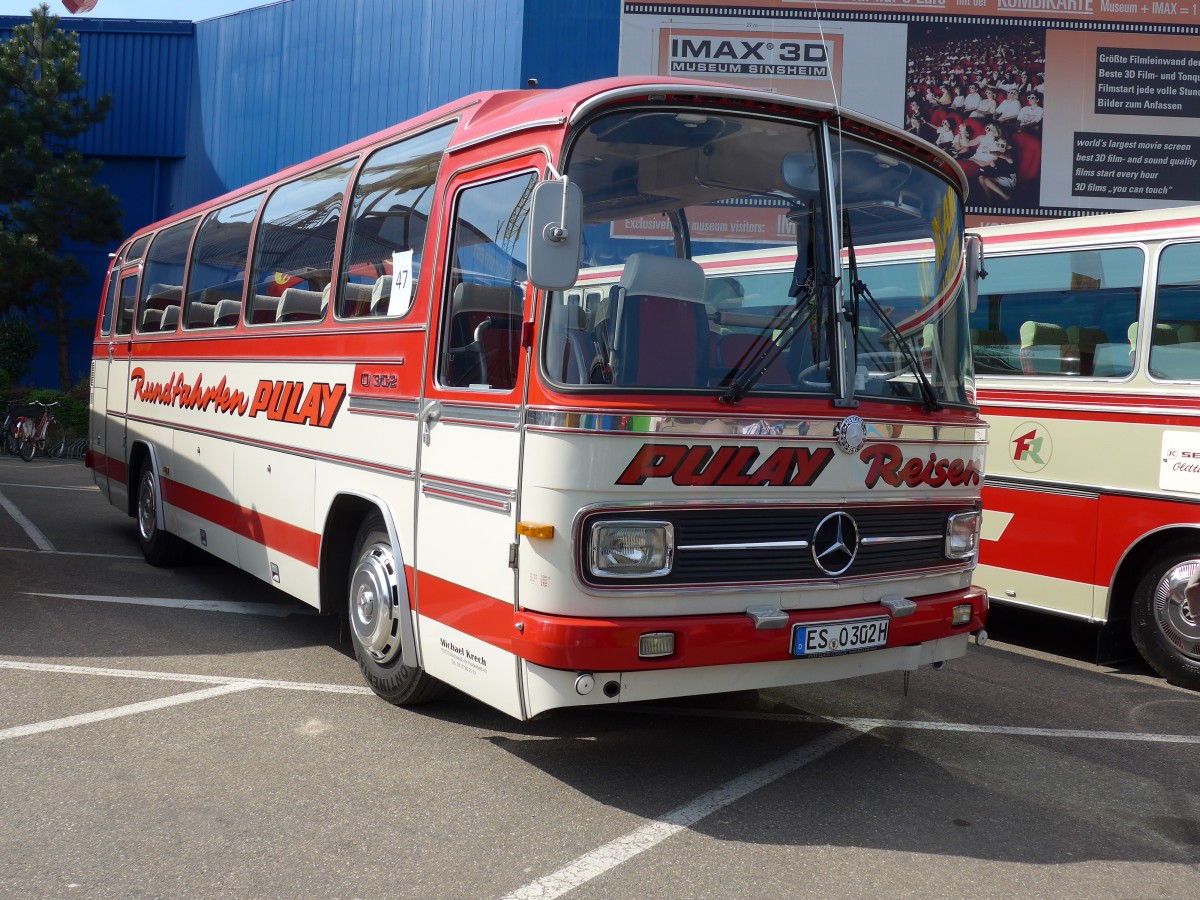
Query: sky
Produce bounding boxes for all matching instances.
[0,0,278,20]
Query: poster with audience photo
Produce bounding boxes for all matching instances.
[618,0,1200,225]
[904,23,1046,218]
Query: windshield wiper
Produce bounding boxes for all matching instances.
[842,213,941,413]
[718,281,823,404]
[720,201,827,405]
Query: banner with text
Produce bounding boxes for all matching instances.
[619,0,1200,225]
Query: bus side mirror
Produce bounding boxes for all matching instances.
[965,233,986,314]
[527,178,583,291]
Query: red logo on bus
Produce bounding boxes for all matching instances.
[616,443,834,487]
[860,444,980,489]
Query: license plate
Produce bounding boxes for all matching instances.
[791,616,890,657]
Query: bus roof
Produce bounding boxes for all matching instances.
[124,76,966,244]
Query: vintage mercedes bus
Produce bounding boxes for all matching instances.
[88,77,988,719]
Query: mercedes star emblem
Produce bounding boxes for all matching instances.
[812,511,860,576]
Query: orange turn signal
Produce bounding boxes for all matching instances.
[517,522,555,539]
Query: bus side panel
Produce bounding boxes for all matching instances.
[89,355,111,503]
[978,483,1098,619]
[415,416,523,715]
[168,430,239,566]
[234,443,317,607]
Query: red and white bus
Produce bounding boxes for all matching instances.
[967,206,1200,690]
[88,77,988,719]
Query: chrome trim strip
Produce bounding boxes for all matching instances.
[987,473,1200,507]
[525,408,986,443]
[979,395,1200,418]
[441,403,522,428]
[860,534,942,546]
[679,540,809,551]
[573,566,970,595]
[347,397,420,418]
[449,118,566,153]
[984,474,1101,500]
[123,413,416,479]
[419,472,515,514]
[420,485,511,514]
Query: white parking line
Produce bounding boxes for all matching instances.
[0,546,141,559]
[0,489,54,551]
[5,657,1200,897]
[0,481,100,492]
[25,592,318,617]
[633,706,1200,745]
[0,660,372,694]
[501,725,870,900]
[0,681,258,742]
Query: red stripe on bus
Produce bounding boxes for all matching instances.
[512,588,986,671]
[161,478,321,566]
[415,573,985,671]
[981,485,1098,584]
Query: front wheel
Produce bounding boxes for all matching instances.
[135,457,187,566]
[1131,553,1200,691]
[44,421,66,459]
[348,514,446,706]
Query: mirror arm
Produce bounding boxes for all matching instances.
[544,174,571,244]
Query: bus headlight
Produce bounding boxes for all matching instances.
[945,510,981,560]
[589,521,674,578]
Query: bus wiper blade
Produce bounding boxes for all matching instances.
[853,278,942,412]
[719,281,820,404]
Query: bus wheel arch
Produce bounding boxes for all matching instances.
[1111,529,1200,690]
[319,494,445,705]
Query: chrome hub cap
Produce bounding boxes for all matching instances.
[1154,561,1200,662]
[137,470,157,542]
[350,541,402,664]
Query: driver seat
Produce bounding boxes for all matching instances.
[607,253,709,387]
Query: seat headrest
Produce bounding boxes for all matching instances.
[1020,321,1067,348]
[1066,325,1108,353]
[618,253,705,304]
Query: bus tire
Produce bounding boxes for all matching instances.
[135,456,187,566]
[348,514,446,705]
[1131,552,1200,691]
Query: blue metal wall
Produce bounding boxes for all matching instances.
[2,0,622,387]
[0,16,191,159]
[170,0,530,209]
[521,0,620,91]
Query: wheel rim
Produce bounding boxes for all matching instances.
[349,539,402,664]
[137,469,158,543]
[1153,561,1200,662]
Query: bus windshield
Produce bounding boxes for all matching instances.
[542,108,972,407]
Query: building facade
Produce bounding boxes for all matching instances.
[1,0,618,386]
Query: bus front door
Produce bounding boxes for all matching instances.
[414,166,538,719]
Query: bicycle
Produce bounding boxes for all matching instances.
[18,400,65,461]
[1,401,29,456]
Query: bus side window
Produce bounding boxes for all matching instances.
[438,172,535,391]
[1150,242,1200,380]
[99,267,119,337]
[187,193,263,330]
[247,158,357,326]
[139,219,195,334]
[974,247,1143,378]
[339,122,455,320]
[115,272,139,336]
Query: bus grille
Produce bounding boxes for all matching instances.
[579,504,973,588]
